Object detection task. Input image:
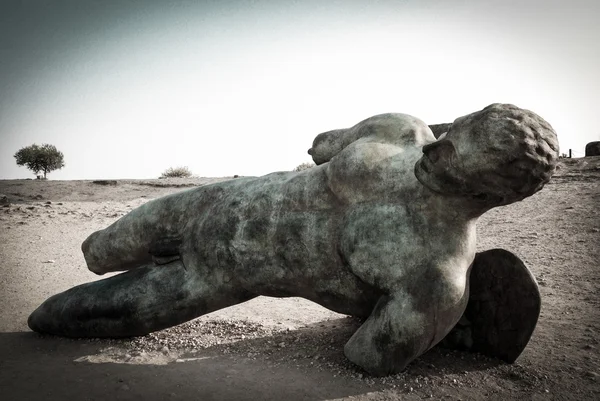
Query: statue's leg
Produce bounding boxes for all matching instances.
[81,191,198,275]
[28,260,254,338]
[440,248,541,363]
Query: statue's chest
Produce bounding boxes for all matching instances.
[339,203,473,293]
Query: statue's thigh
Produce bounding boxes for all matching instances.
[28,260,254,338]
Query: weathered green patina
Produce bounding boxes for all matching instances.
[29,104,558,376]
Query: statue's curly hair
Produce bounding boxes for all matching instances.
[464,103,559,205]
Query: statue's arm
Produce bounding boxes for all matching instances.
[308,114,435,165]
[344,292,434,376]
[342,244,470,376]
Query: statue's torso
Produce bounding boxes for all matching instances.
[186,129,476,321]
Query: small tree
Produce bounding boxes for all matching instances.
[14,143,65,179]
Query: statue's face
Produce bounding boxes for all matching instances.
[415,112,502,196]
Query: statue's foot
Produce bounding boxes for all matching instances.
[28,260,254,338]
[440,248,541,363]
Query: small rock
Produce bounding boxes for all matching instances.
[92,180,118,186]
[34,194,43,200]
[585,141,600,157]
[43,260,55,264]
[45,201,52,204]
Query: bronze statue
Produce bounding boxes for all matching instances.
[29,103,558,376]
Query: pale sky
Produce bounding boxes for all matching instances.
[1,0,598,180]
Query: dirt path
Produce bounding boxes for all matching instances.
[1,159,599,400]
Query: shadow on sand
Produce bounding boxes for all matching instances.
[1,318,505,401]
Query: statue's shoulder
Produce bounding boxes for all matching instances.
[310,113,434,165]
[351,113,434,147]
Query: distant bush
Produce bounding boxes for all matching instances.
[160,166,193,178]
[293,162,315,172]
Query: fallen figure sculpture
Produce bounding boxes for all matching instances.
[29,103,558,376]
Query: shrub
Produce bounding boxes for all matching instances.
[160,166,193,178]
[293,162,315,172]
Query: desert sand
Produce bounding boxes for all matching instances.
[1,158,599,400]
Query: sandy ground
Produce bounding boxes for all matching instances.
[1,158,599,400]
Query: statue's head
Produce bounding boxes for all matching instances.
[415,103,559,208]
